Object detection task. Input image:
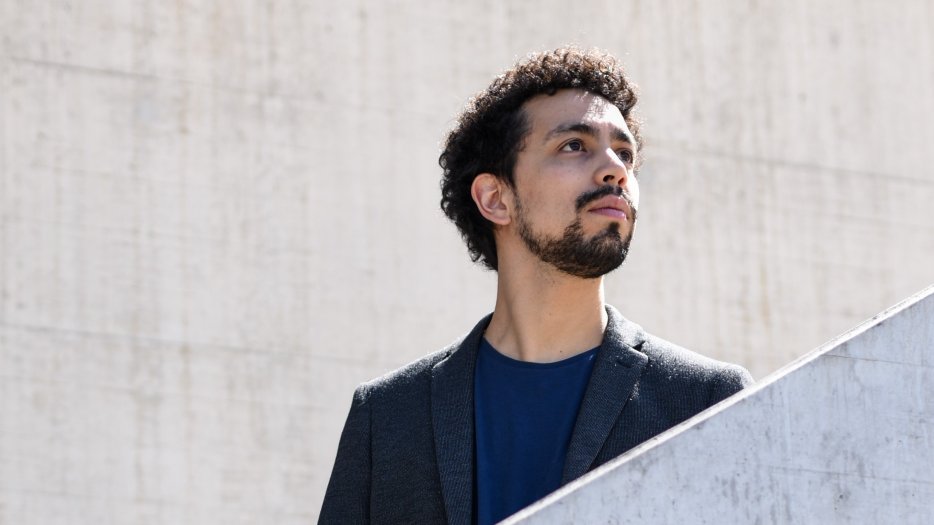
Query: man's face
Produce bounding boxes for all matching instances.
[508,89,639,279]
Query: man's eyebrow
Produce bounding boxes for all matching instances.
[543,122,635,146]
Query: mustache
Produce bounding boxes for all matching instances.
[575,186,637,217]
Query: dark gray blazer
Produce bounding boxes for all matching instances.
[319,306,753,524]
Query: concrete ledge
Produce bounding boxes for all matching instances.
[508,285,934,524]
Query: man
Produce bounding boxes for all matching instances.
[319,47,753,525]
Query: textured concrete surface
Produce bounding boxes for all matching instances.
[508,284,934,524]
[1,1,933,523]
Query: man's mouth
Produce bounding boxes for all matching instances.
[588,206,628,220]
[576,186,636,223]
[585,194,634,222]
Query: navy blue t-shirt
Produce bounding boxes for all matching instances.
[474,338,598,525]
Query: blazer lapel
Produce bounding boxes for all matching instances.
[431,315,489,525]
[562,305,648,483]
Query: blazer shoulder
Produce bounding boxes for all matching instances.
[639,332,754,395]
[356,334,466,403]
[357,313,491,402]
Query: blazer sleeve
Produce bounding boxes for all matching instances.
[319,385,372,524]
[707,364,754,407]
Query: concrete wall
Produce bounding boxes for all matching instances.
[1,1,932,523]
[508,284,934,524]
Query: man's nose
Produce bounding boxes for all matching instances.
[595,148,631,187]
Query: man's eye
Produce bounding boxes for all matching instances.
[561,140,585,152]
[617,150,634,163]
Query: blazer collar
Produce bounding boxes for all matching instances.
[431,314,490,525]
[562,305,648,483]
[429,307,648,522]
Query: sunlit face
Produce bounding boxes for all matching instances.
[509,89,640,278]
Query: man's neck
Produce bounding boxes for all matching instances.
[484,260,608,363]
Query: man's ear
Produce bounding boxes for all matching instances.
[471,173,512,226]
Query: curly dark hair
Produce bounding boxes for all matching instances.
[439,46,642,271]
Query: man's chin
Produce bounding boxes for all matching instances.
[518,213,635,279]
[554,237,632,279]
[591,224,629,245]
[585,219,629,236]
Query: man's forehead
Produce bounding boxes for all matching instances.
[523,89,632,141]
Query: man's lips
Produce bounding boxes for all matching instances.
[590,207,628,219]
[587,195,631,221]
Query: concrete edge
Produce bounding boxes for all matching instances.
[503,282,934,524]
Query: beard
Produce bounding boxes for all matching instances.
[515,187,636,279]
